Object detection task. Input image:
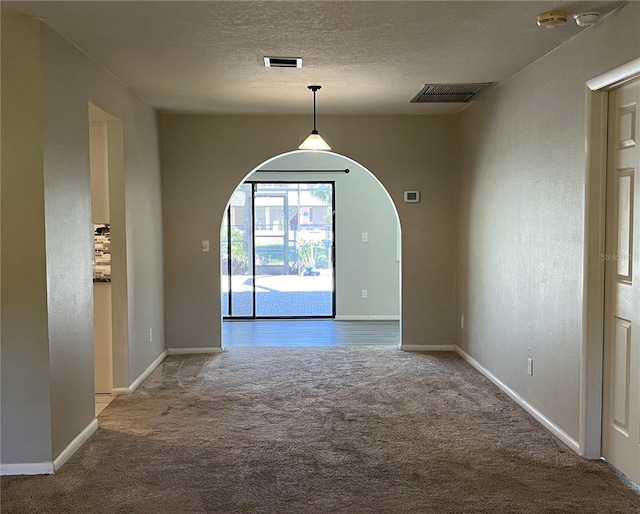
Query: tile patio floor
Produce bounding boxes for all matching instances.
[222,274,334,317]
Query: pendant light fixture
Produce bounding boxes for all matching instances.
[298,85,331,151]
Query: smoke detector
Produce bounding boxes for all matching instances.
[574,12,600,27]
[537,11,568,28]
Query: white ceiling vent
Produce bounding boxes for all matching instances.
[411,83,492,103]
[264,56,302,68]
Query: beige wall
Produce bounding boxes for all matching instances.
[161,114,458,349]
[457,3,640,441]
[39,22,166,458]
[0,17,165,465]
[40,22,96,459]
[1,18,53,465]
[89,122,110,223]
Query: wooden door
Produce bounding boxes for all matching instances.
[603,78,640,485]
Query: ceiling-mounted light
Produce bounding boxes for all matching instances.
[298,85,331,151]
[574,12,600,27]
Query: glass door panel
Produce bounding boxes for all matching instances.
[293,183,334,317]
[224,184,254,317]
[222,181,335,318]
[254,190,287,316]
[221,209,230,316]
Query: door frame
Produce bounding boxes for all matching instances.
[223,180,337,319]
[582,57,640,459]
[88,103,129,395]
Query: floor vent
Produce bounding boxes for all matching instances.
[264,56,302,68]
[411,83,492,103]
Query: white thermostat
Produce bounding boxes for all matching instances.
[404,191,420,203]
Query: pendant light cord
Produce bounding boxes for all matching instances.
[313,90,317,132]
[308,85,321,134]
[298,85,330,149]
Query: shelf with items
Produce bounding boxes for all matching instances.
[94,223,111,282]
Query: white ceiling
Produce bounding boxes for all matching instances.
[2,1,624,115]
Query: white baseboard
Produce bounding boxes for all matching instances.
[0,462,54,476]
[167,347,224,355]
[400,344,455,352]
[454,345,580,453]
[111,350,167,395]
[53,418,98,472]
[0,418,99,476]
[129,350,167,394]
[334,315,400,321]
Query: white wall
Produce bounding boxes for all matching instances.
[256,151,400,319]
[161,114,458,350]
[456,3,640,442]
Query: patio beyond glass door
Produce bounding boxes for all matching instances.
[222,182,335,318]
[221,184,254,317]
[254,192,287,316]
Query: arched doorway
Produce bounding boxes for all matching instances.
[220,150,402,347]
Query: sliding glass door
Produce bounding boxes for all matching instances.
[222,182,335,318]
[221,184,254,317]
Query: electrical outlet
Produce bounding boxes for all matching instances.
[149,328,153,343]
[527,357,533,376]
[461,314,465,330]
[361,289,368,299]
[361,232,368,242]
[201,240,210,252]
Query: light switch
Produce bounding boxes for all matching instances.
[201,240,210,252]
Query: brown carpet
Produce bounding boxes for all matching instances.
[2,347,639,513]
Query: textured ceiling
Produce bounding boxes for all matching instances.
[1,1,625,114]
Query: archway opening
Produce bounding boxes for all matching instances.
[220,150,402,347]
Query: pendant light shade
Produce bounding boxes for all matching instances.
[298,130,331,151]
[298,85,331,151]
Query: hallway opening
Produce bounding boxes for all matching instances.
[220,150,401,348]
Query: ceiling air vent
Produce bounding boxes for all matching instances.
[264,56,302,68]
[411,83,492,103]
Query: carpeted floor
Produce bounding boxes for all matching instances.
[2,347,639,513]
